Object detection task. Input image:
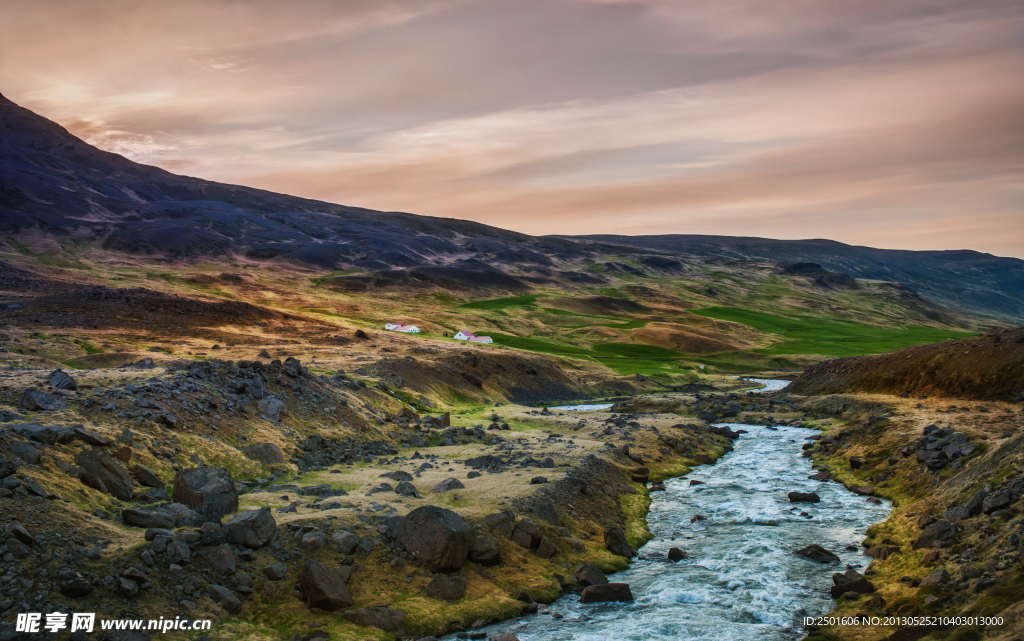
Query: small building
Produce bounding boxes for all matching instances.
[454,330,493,344]
[384,323,420,334]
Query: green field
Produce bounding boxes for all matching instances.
[691,307,974,357]
[459,295,539,310]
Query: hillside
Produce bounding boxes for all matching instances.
[2,91,1023,324]
[788,326,1024,401]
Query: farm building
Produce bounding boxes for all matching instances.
[454,330,493,344]
[384,323,420,334]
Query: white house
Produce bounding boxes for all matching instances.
[384,323,420,334]
[454,330,493,344]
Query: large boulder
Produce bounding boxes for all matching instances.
[425,574,468,601]
[332,531,360,554]
[788,491,820,503]
[20,388,66,412]
[795,544,840,564]
[580,583,634,603]
[257,397,285,422]
[224,508,277,548]
[341,606,407,635]
[298,560,354,611]
[197,544,237,575]
[468,536,501,566]
[830,569,874,599]
[604,525,637,558]
[511,519,541,549]
[241,443,285,464]
[172,466,239,518]
[209,584,242,614]
[913,520,958,550]
[122,508,175,529]
[573,563,608,587]
[75,449,134,500]
[132,464,163,488]
[9,441,41,465]
[982,491,1011,514]
[395,506,476,572]
[48,369,78,391]
[431,478,465,493]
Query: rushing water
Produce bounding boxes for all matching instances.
[455,423,891,641]
[548,403,616,411]
[738,377,792,393]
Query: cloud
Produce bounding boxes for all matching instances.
[0,0,1021,255]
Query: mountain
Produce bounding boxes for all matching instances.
[2,90,1022,321]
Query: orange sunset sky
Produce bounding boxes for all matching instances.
[2,0,1022,256]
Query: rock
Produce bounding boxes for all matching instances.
[198,545,237,575]
[667,547,687,562]
[532,502,559,526]
[3,522,33,547]
[257,397,285,422]
[73,428,113,446]
[572,563,608,587]
[133,464,163,488]
[341,606,407,634]
[302,531,326,550]
[604,526,636,558]
[263,562,288,581]
[536,536,558,560]
[122,508,175,529]
[209,584,242,614]
[431,478,465,493]
[830,569,874,599]
[47,368,78,391]
[484,512,515,538]
[60,576,94,598]
[913,520,958,550]
[693,455,716,465]
[395,481,422,498]
[395,506,476,572]
[117,576,139,597]
[426,574,468,601]
[580,583,634,603]
[982,491,1011,514]
[850,485,874,496]
[511,519,541,549]
[788,491,820,503]
[9,441,40,465]
[530,476,548,484]
[921,549,940,564]
[468,536,501,566]
[241,443,285,464]
[512,588,534,603]
[808,471,831,481]
[76,449,134,500]
[630,467,650,483]
[299,560,354,611]
[848,456,865,469]
[490,636,520,641]
[332,531,360,554]
[172,466,239,518]
[919,568,949,588]
[224,507,277,548]
[795,544,840,564]
[697,411,718,423]
[20,388,66,411]
[965,490,989,516]
[0,459,17,479]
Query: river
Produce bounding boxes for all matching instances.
[452,422,892,641]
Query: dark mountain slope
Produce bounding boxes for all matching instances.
[1,91,1022,320]
[570,235,1024,321]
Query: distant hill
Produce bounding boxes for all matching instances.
[787,326,1024,401]
[2,91,1022,321]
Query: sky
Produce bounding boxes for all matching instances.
[2,0,1022,257]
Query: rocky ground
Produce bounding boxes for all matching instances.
[0,349,754,641]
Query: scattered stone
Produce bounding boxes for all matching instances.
[426,574,468,602]
[224,507,277,548]
[76,449,134,500]
[795,544,841,564]
[395,506,476,572]
[667,547,687,562]
[172,466,239,518]
[572,563,608,587]
[242,443,285,464]
[299,560,354,611]
[604,525,636,558]
[788,491,820,503]
[431,478,465,493]
[341,606,407,634]
[580,583,634,603]
[20,388,66,411]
